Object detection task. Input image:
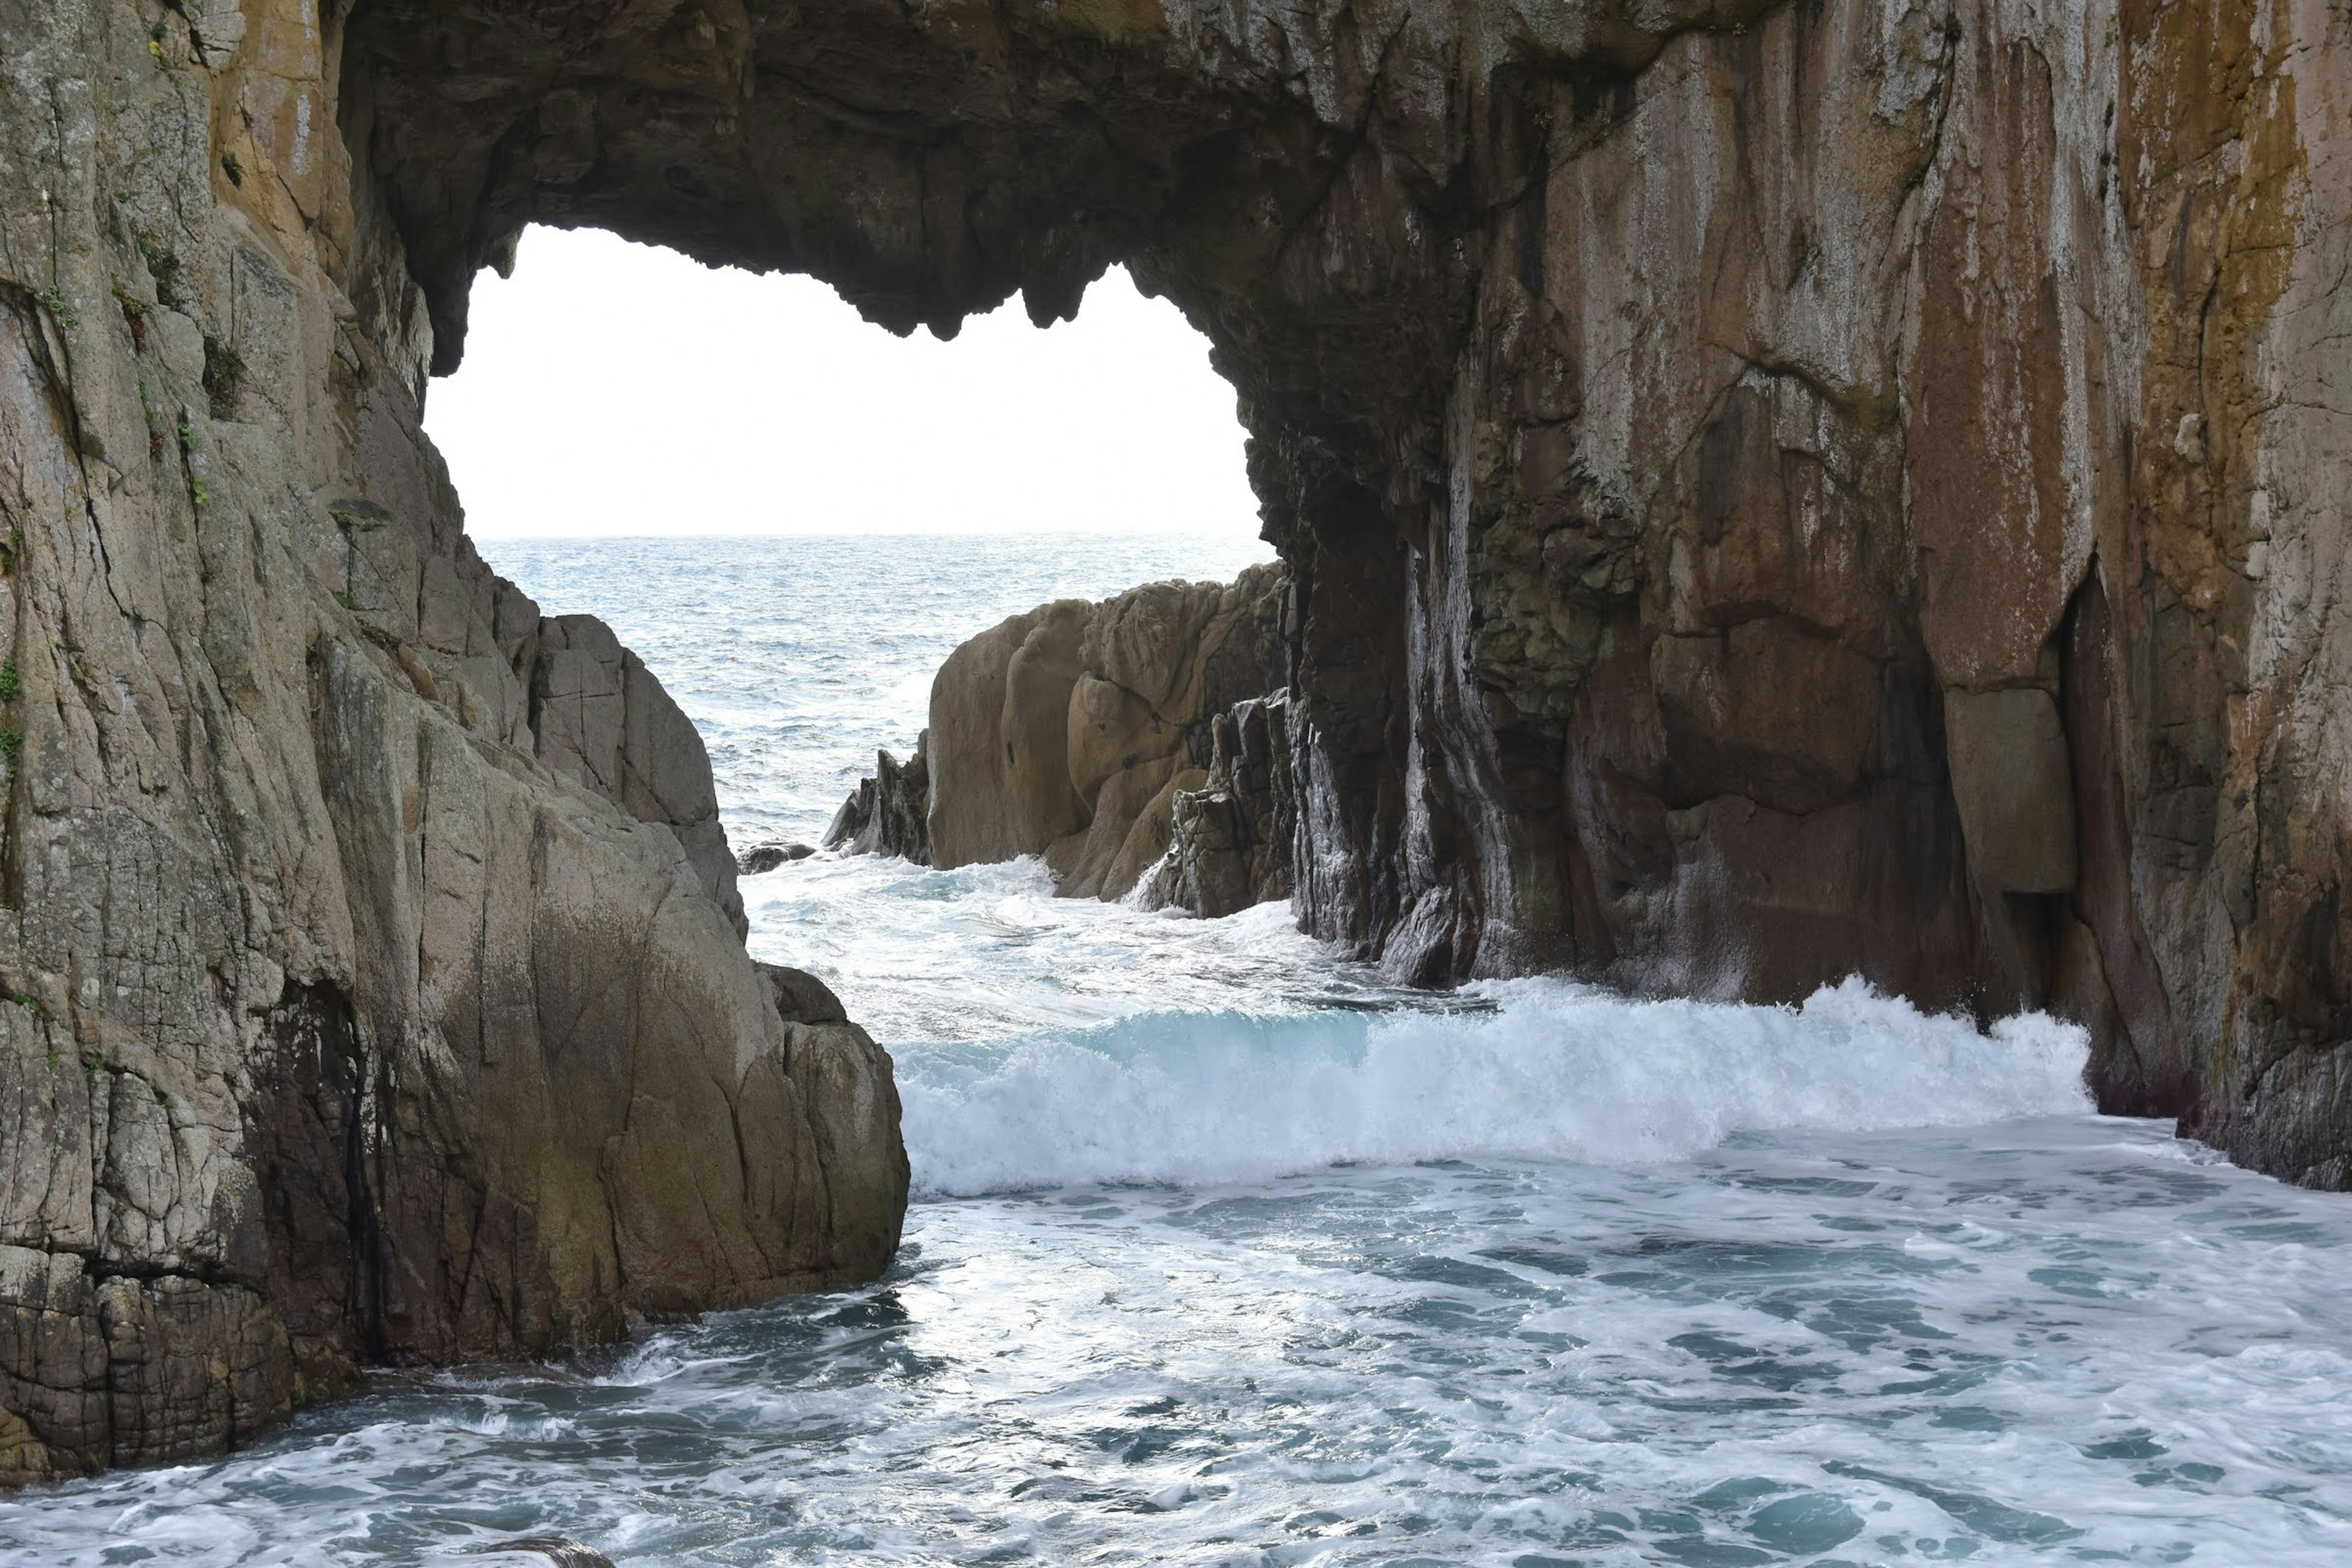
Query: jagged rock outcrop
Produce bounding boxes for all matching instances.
[7,0,2352,1484]
[822,742,932,862]
[1148,696,1298,920]
[919,565,1286,902]
[0,0,908,1485]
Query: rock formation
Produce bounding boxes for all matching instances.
[737,840,815,875]
[6,0,2351,1479]
[464,0,2344,1191]
[0,0,909,1485]
[911,565,1285,902]
[823,742,933,863]
[1147,696,1299,920]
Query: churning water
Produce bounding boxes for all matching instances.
[6,535,2349,1567]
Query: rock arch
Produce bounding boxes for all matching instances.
[3,0,2349,1481]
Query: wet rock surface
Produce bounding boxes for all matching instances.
[5,0,2352,1483]
[1148,696,1300,921]
[823,743,933,863]
[737,840,816,874]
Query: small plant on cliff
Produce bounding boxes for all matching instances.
[190,474,210,508]
[39,287,77,330]
[202,334,246,419]
[331,589,353,610]
[221,151,244,186]
[0,727,21,770]
[115,281,153,351]
[140,380,167,460]
[0,660,20,703]
[137,236,184,307]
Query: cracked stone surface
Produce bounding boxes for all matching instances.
[4,0,2351,1482]
[0,0,908,1484]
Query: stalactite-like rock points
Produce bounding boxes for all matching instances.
[3,0,2349,1482]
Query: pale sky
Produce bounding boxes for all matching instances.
[423,227,1264,539]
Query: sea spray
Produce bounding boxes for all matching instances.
[897,976,2094,1196]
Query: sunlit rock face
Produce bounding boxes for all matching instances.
[2,0,2350,1480]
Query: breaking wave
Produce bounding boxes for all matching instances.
[896,976,2095,1196]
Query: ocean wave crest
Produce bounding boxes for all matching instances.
[896,977,2093,1196]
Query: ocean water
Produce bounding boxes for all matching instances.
[6,534,2349,1567]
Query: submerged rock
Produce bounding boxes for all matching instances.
[459,1540,617,1568]
[738,841,818,875]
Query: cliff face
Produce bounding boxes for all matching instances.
[0,0,907,1485]
[2,0,2348,1480]
[331,0,2345,1186]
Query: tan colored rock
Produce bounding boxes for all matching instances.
[1003,603,1095,847]
[1058,754,1182,900]
[924,565,1285,901]
[1067,671,1180,803]
[929,603,1093,867]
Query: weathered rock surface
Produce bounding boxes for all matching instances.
[737,840,815,875]
[1148,697,1300,920]
[0,0,908,1484]
[823,742,933,863]
[528,0,2352,1189]
[7,0,2352,1477]
[920,566,1285,902]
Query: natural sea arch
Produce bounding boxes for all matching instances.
[345,0,2349,1182]
[1,0,2346,1492]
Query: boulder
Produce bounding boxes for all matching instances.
[738,842,816,874]
[927,564,1286,901]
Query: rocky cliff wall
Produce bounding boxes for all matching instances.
[0,0,907,1485]
[4,0,2348,1483]
[354,0,2350,1188]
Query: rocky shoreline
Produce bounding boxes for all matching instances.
[0,0,910,1487]
[7,0,2352,1491]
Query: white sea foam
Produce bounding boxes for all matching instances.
[9,536,2350,1568]
[898,976,2094,1196]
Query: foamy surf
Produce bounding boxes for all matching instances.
[896,976,2094,1196]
